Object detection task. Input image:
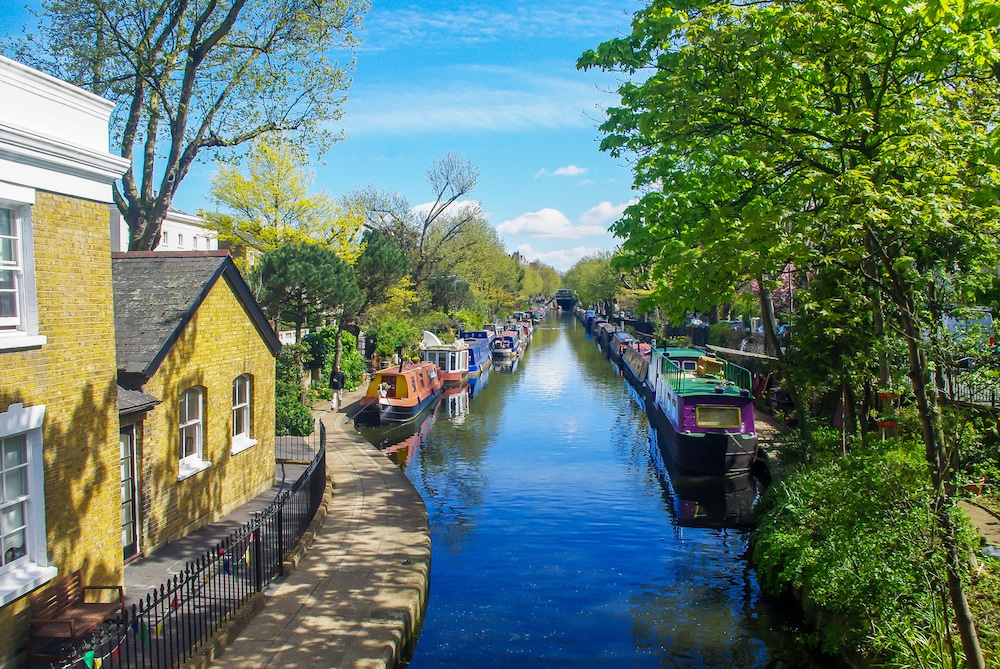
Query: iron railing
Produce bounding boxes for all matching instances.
[38,421,328,669]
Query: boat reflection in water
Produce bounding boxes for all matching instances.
[649,424,758,530]
[492,356,518,374]
[357,399,439,468]
[441,385,470,424]
[467,362,490,399]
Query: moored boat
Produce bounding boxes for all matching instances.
[461,330,493,378]
[621,340,652,395]
[356,361,444,426]
[647,347,757,475]
[491,328,520,360]
[419,330,470,388]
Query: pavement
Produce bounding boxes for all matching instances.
[123,386,431,669]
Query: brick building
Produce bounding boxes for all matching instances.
[112,252,280,554]
[0,56,130,665]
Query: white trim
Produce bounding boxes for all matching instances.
[177,456,211,481]
[0,333,46,351]
[0,403,55,606]
[230,434,258,456]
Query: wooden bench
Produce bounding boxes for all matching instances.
[27,571,125,661]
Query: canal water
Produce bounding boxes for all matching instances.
[358,313,816,668]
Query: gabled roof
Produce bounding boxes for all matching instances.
[112,251,281,385]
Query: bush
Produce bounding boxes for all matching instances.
[751,439,981,665]
[275,393,313,436]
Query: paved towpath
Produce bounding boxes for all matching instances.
[210,388,431,669]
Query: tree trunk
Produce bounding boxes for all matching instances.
[759,279,809,436]
[898,299,984,669]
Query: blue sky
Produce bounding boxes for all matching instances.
[1,0,642,271]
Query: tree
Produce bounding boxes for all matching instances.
[202,135,364,261]
[6,0,368,251]
[351,153,484,289]
[564,252,621,312]
[255,242,363,342]
[580,1,1000,664]
[352,228,411,320]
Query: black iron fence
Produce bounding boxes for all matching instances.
[38,422,328,669]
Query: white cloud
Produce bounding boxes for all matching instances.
[578,200,632,227]
[516,244,605,272]
[410,199,483,219]
[553,165,588,176]
[497,208,608,239]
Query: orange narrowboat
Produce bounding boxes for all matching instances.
[356,361,443,426]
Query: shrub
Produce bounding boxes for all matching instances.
[275,393,313,436]
[750,439,974,664]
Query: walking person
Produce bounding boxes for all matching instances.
[330,364,346,411]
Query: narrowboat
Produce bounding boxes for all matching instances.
[647,347,757,475]
[491,328,520,360]
[419,330,469,388]
[621,340,652,395]
[461,330,494,378]
[355,361,443,426]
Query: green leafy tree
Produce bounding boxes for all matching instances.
[580,1,1000,663]
[6,0,368,251]
[563,252,621,312]
[352,229,411,318]
[202,135,363,262]
[255,242,363,341]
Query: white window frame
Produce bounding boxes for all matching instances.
[0,403,56,606]
[161,231,168,246]
[230,375,257,455]
[0,184,46,352]
[177,233,183,247]
[178,387,210,480]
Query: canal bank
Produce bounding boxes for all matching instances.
[209,388,431,669]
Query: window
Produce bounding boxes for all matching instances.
[178,387,210,479]
[161,231,168,246]
[0,196,44,350]
[231,375,256,455]
[0,209,19,328]
[0,403,55,605]
[695,405,742,429]
[177,233,183,247]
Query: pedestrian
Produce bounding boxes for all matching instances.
[330,364,346,411]
[371,350,380,372]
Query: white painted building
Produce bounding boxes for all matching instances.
[111,206,218,252]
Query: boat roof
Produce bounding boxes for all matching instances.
[656,346,707,359]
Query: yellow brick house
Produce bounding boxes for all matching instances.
[112,251,281,554]
[0,56,130,665]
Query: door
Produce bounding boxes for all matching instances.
[119,425,140,560]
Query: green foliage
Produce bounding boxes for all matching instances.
[751,438,977,663]
[275,345,313,436]
[335,330,366,391]
[255,241,363,335]
[365,315,420,359]
[201,135,363,261]
[563,252,622,308]
[352,228,410,319]
[275,393,314,436]
[453,309,486,331]
[8,0,367,251]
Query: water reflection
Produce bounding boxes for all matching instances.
[358,313,819,668]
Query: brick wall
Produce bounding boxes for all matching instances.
[0,191,122,666]
[139,276,276,551]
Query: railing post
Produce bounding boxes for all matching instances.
[276,505,284,572]
[253,525,264,592]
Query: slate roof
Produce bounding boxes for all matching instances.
[117,385,161,415]
[112,251,281,386]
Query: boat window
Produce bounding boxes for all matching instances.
[695,406,741,429]
[411,376,417,391]
[682,361,697,371]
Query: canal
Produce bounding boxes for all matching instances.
[358,313,817,668]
